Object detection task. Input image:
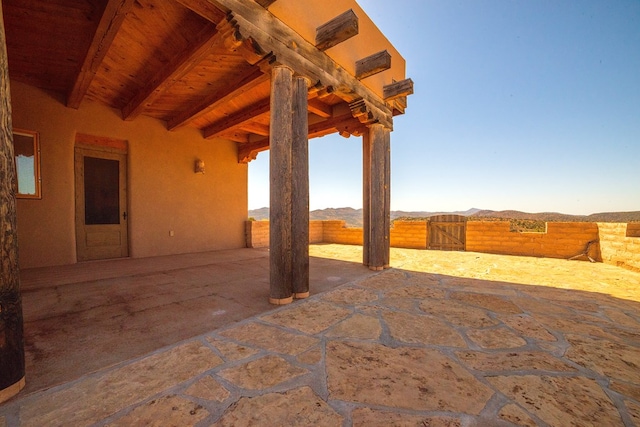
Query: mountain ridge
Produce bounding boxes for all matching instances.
[249,207,640,228]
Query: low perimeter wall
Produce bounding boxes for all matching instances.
[245,220,640,271]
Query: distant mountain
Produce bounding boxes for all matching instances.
[471,210,640,222]
[248,207,640,226]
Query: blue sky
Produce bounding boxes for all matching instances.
[249,0,640,215]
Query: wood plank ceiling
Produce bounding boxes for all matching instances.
[3,0,412,162]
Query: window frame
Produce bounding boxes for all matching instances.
[13,128,42,199]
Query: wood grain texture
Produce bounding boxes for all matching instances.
[291,76,310,296]
[315,9,359,51]
[269,66,293,301]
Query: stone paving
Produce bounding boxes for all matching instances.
[1,245,640,426]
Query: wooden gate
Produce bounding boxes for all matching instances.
[428,214,466,251]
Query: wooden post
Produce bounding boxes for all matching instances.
[362,129,370,266]
[269,66,293,304]
[383,127,391,268]
[291,76,310,299]
[365,124,390,271]
[0,3,26,403]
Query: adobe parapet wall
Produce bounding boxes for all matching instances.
[245,220,640,271]
[466,221,601,261]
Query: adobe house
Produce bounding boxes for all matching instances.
[0,0,412,400]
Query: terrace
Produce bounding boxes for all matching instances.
[1,244,639,426]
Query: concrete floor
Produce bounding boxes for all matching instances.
[2,244,640,426]
[17,247,376,394]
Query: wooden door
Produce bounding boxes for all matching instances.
[428,214,466,251]
[75,147,128,261]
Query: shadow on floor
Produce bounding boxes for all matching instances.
[19,248,375,395]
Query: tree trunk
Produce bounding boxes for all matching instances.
[0,3,26,403]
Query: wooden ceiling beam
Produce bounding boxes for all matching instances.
[255,0,277,7]
[122,23,220,121]
[315,9,359,51]
[356,50,391,80]
[237,112,366,163]
[180,0,395,128]
[383,78,414,101]
[238,122,270,136]
[167,64,270,130]
[307,98,332,118]
[203,97,271,139]
[67,0,135,109]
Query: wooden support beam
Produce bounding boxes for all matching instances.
[179,0,394,128]
[0,3,26,402]
[308,113,366,138]
[202,97,270,139]
[307,98,332,118]
[269,66,294,304]
[362,128,371,267]
[67,0,135,109]
[238,122,270,136]
[366,124,389,270]
[356,50,391,80]
[292,76,310,299]
[168,65,270,130]
[238,139,269,163]
[383,78,414,101]
[122,23,220,120]
[255,0,277,7]
[315,9,359,51]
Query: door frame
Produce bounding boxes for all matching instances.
[74,134,129,262]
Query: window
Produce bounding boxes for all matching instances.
[13,129,41,199]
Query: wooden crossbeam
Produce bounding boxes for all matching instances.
[67,0,135,108]
[315,9,359,51]
[356,50,391,80]
[237,112,366,163]
[122,23,220,120]
[383,78,414,101]
[255,0,277,7]
[180,0,394,128]
[307,98,332,118]
[168,65,270,130]
[203,97,271,138]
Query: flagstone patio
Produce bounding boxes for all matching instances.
[1,244,639,426]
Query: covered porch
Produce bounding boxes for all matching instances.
[1,245,639,425]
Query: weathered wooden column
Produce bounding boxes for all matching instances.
[291,76,310,299]
[0,3,26,403]
[269,65,294,304]
[363,123,391,270]
[269,67,311,304]
[362,129,371,267]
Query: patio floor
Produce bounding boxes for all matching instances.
[1,244,640,426]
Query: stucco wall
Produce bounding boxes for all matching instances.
[466,221,600,260]
[11,82,247,268]
[598,223,640,272]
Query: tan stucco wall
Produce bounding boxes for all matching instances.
[11,82,247,268]
[270,0,406,99]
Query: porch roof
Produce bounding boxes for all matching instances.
[3,0,412,162]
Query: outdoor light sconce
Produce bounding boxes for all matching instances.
[194,159,205,174]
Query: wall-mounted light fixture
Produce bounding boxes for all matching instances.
[194,159,205,174]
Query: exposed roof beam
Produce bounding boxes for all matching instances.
[237,112,366,163]
[356,50,391,80]
[67,0,135,108]
[383,78,414,101]
[307,98,332,118]
[203,97,271,139]
[167,64,270,130]
[180,0,394,128]
[239,122,270,136]
[255,0,277,7]
[122,23,219,120]
[315,9,359,51]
